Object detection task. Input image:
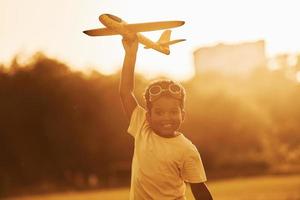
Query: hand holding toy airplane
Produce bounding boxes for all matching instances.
[83,14,185,55]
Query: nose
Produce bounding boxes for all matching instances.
[161,112,172,120]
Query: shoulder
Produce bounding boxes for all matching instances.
[168,134,200,159]
[132,105,147,119]
[177,135,197,149]
[127,105,149,138]
[176,135,201,158]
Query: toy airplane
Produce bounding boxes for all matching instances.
[83,14,185,55]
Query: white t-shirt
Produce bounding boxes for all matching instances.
[128,105,207,200]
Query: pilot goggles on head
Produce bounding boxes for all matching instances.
[148,83,182,102]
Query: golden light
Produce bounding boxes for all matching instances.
[296,71,300,83]
[267,58,280,71]
[1,0,300,80]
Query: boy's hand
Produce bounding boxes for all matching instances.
[122,35,139,54]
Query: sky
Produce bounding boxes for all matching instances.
[1,0,300,80]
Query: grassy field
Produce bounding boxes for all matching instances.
[4,174,300,200]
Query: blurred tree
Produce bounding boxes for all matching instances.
[0,53,299,196]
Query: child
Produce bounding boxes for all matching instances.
[119,36,213,200]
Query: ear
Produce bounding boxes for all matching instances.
[181,109,185,122]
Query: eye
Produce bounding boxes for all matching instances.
[154,110,163,116]
[171,110,179,115]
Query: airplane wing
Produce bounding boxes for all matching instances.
[83,28,118,36]
[126,21,185,32]
[83,21,185,36]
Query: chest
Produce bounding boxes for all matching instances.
[135,133,184,174]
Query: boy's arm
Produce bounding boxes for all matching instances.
[119,36,139,121]
[190,182,213,200]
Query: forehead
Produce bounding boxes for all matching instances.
[151,96,181,109]
[150,81,171,89]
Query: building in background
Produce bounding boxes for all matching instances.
[193,40,266,76]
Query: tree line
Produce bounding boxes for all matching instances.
[0,53,299,197]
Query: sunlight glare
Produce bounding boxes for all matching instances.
[296,71,300,83]
[1,0,300,80]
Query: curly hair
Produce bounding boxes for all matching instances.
[143,79,186,111]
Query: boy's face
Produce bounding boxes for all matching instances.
[146,96,185,138]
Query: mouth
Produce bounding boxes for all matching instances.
[161,123,173,129]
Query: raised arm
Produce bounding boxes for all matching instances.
[119,36,139,121]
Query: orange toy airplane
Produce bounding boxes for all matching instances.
[83,14,185,55]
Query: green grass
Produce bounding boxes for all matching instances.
[5,174,300,200]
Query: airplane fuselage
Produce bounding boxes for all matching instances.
[99,14,170,54]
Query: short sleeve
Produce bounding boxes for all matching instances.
[181,145,207,183]
[127,105,147,138]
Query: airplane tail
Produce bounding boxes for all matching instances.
[144,30,186,51]
[158,30,172,45]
